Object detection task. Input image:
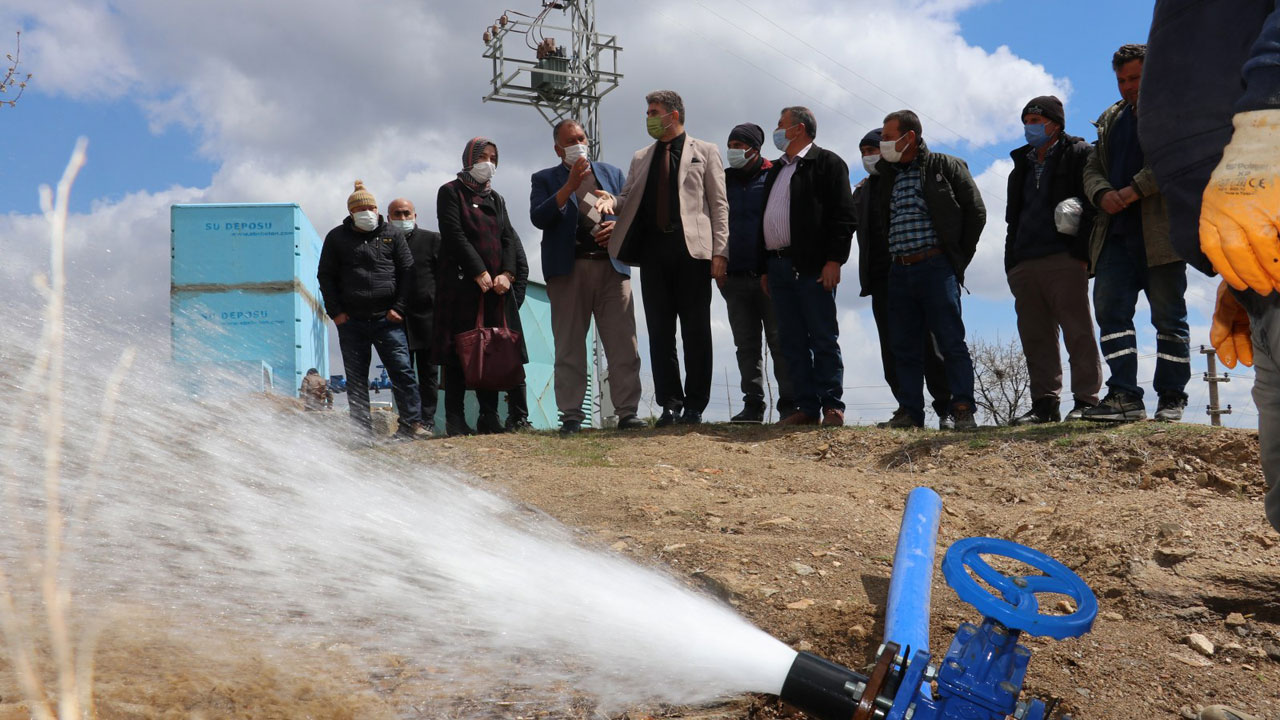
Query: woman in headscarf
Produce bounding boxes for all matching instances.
[434,137,528,435]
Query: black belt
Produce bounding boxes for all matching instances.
[892,247,943,265]
[763,246,792,259]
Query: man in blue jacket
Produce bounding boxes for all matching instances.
[530,119,644,435]
[722,122,795,423]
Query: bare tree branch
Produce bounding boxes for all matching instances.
[970,336,1031,426]
[1,31,33,109]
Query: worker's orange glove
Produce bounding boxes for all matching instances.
[1210,280,1254,369]
[1200,110,1280,295]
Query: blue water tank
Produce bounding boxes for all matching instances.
[170,204,328,397]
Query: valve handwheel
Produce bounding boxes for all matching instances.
[942,537,1097,639]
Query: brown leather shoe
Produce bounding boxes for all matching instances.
[822,408,845,427]
[777,411,820,426]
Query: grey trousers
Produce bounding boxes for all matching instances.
[546,259,643,423]
[1007,253,1102,405]
[1245,292,1280,534]
[719,273,795,413]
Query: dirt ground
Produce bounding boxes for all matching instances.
[411,420,1280,720]
[2,418,1277,720]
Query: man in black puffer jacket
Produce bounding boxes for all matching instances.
[1004,96,1103,425]
[318,181,425,441]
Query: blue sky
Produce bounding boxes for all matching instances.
[2,0,1251,426]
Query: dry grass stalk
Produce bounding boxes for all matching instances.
[0,138,133,720]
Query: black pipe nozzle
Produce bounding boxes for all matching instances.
[778,651,867,720]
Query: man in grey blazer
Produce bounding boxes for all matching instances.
[595,89,730,426]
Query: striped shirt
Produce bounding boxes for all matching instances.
[762,143,812,250]
[887,162,939,256]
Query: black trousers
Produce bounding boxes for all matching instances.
[869,277,952,417]
[443,365,499,423]
[410,350,439,429]
[639,233,713,413]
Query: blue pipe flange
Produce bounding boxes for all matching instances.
[941,537,1097,639]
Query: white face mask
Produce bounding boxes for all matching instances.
[390,219,415,233]
[562,144,589,166]
[880,135,909,164]
[469,161,496,183]
[862,154,881,176]
[727,148,752,169]
[352,210,378,232]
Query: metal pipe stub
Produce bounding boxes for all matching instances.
[779,651,869,720]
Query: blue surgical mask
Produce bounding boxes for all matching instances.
[1024,123,1051,148]
[727,148,751,169]
[773,126,793,152]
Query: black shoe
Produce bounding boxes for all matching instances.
[880,408,925,429]
[655,407,680,428]
[559,419,582,436]
[952,403,978,430]
[731,405,765,424]
[1011,397,1061,426]
[1064,400,1095,421]
[477,412,507,435]
[1082,391,1146,422]
[445,416,474,437]
[616,415,647,430]
[877,408,913,429]
[937,414,955,430]
[505,416,533,432]
[678,409,703,425]
[1155,394,1187,422]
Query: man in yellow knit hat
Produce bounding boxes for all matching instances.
[318,181,427,442]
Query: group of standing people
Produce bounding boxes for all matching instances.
[313,44,1226,446]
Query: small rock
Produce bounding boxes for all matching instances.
[1075,687,1091,698]
[1056,599,1077,614]
[790,562,816,576]
[1235,626,1249,638]
[1225,612,1247,628]
[1265,643,1280,661]
[611,541,627,551]
[847,625,868,641]
[1103,611,1124,622]
[1170,651,1213,668]
[1155,547,1196,565]
[1179,705,1198,720]
[1157,522,1183,539]
[759,586,781,598]
[797,640,813,652]
[1174,606,1212,620]
[758,516,793,526]
[786,598,816,610]
[1222,643,1243,653]
[1184,633,1215,657]
[662,543,686,552]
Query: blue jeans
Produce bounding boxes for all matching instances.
[887,255,975,424]
[766,256,843,417]
[336,315,422,433]
[1092,238,1190,399]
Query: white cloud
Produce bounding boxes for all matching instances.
[1,0,1102,422]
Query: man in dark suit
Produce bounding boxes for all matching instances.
[388,197,441,433]
[531,119,644,434]
[759,106,857,427]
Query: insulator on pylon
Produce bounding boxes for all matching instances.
[483,30,492,43]
[491,24,500,36]
[499,14,509,26]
